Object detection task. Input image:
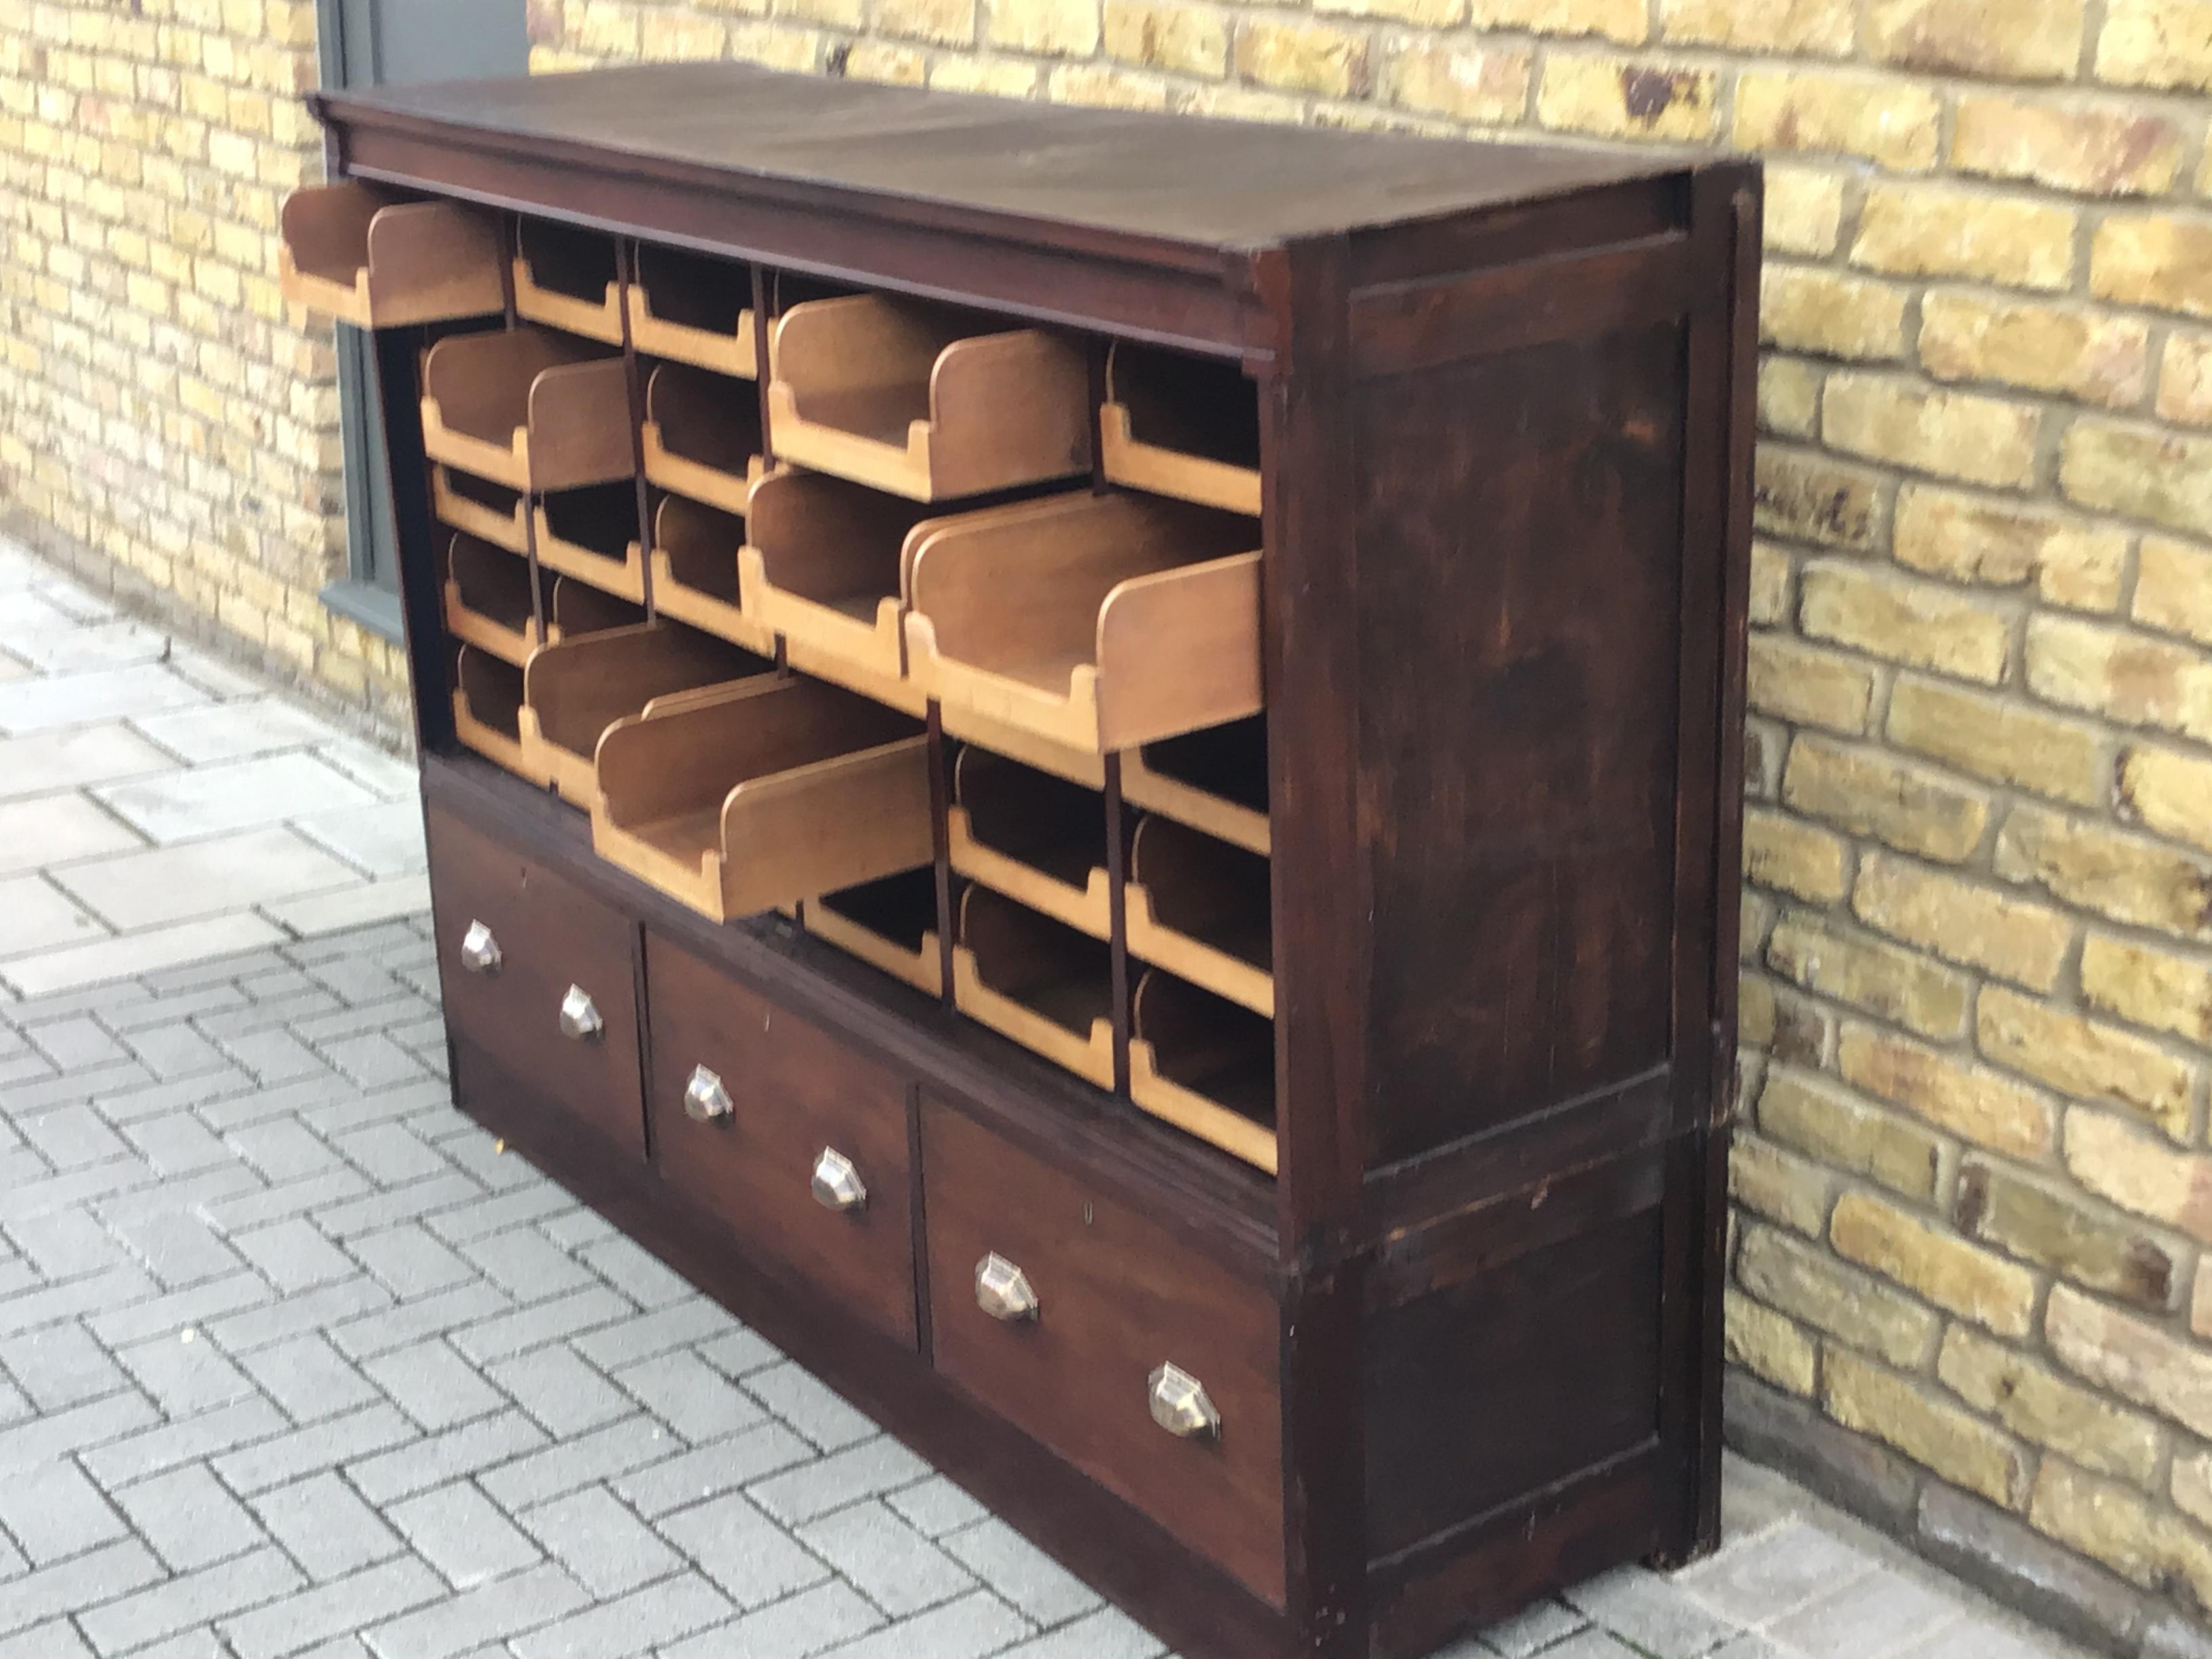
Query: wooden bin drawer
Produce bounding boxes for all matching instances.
[646,936,917,1347]
[427,806,645,1160]
[920,1100,1285,1606]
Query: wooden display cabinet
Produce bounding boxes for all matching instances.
[292,61,1758,1659]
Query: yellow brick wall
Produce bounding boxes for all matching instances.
[538,0,2212,1628]
[0,0,411,726]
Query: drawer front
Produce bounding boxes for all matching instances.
[426,806,646,1160]
[646,935,918,1347]
[920,1099,1284,1605]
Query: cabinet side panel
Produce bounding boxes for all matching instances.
[1355,320,1688,1172]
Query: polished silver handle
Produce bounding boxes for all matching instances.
[683,1065,732,1122]
[811,1149,867,1213]
[1148,1362,1220,1440]
[459,920,501,975]
[558,985,603,1042]
[975,1252,1038,1323]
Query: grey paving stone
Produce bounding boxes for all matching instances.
[319,1033,428,1091]
[314,1174,488,1244]
[799,1500,975,1618]
[110,1461,269,1572]
[349,1411,549,1507]
[488,1346,632,1439]
[613,1424,815,1521]
[1475,1597,1589,1657]
[748,1437,934,1528]
[1765,1566,1969,1659]
[18,1103,130,1170]
[387,1483,543,1589]
[939,1518,1099,1626]
[615,1349,765,1445]
[331,1283,514,1364]
[809,1589,1031,1659]
[535,1210,615,1253]
[220,1557,448,1659]
[23,1017,127,1072]
[572,1236,690,1311]
[233,1331,383,1424]
[350,1226,477,1300]
[7,1208,127,1281]
[251,1472,405,1582]
[121,1109,235,1176]
[455,1229,596,1305]
[363,1560,592,1659]
[1530,1632,1646,1659]
[516,1486,682,1600]
[79,1398,290,1488]
[333,1125,451,1190]
[116,1331,258,1416]
[0,1540,162,1639]
[202,1170,373,1235]
[657,1491,831,1610]
[1564,1565,1742,1659]
[124,1019,230,1081]
[0,1319,131,1412]
[214,1401,419,1495]
[658,1581,882,1659]
[217,1027,329,1086]
[211,1276,396,1354]
[742,1364,874,1454]
[361,1340,506,1433]
[76,1543,303,1654]
[452,1289,636,1369]
[504,1569,732,1659]
[225,1120,344,1187]
[109,1208,248,1288]
[1675,1520,1879,1627]
[993,1607,1166,1659]
[570,1302,735,1372]
[87,1270,272,1347]
[0,1458,126,1565]
[422,1187,575,1249]
[0,1620,95,1659]
[98,1067,259,1126]
[476,1416,677,1512]
[228,1218,359,1294]
[885,1477,989,1540]
[0,1390,161,1477]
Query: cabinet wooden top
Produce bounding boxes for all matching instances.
[310,62,1696,255]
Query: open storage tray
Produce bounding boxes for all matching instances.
[1099,343,1263,516]
[520,622,774,808]
[649,495,773,654]
[642,361,766,514]
[1125,815,1272,1017]
[803,867,943,997]
[511,218,625,344]
[947,745,1110,939]
[905,492,1263,754]
[951,886,1116,1088]
[533,483,646,602]
[1129,970,1277,1175]
[766,294,1090,501]
[433,466,527,554]
[592,676,932,922]
[442,533,541,666]
[279,182,504,329]
[630,243,757,376]
[1122,716,1270,857]
[420,328,636,493]
[451,645,545,783]
[546,578,644,642]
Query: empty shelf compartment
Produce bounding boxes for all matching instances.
[511,218,625,344]
[520,621,775,808]
[421,327,636,493]
[1100,343,1261,516]
[546,579,644,642]
[804,867,944,998]
[1121,715,1269,856]
[280,182,504,329]
[947,745,1110,939]
[451,646,546,785]
[649,495,773,655]
[442,533,541,667]
[433,466,527,554]
[1125,815,1271,1017]
[905,491,1263,754]
[952,886,1115,1089]
[533,483,645,602]
[1130,970,1277,1175]
[594,676,931,922]
[642,361,766,514]
[630,243,757,377]
[766,294,1090,501]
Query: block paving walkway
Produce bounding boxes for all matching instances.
[0,537,2093,1658]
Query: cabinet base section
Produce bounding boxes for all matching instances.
[445,1043,1294,1659]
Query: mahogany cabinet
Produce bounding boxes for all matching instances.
[289,62,1759,1659]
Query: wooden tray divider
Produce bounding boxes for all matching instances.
[628,242,758,377]
[510,218,626,344]
[905,492,1264,754]
[546,577,646,642]
[946,745,1112,939]
[1099,342,1263,516]
[651,494,775,655]
[450,645,547,783]
[532,482,648,602]
[641,361,766,514]
[802,867,944,996]
[1124,814,1273,1017]
[520,621,775,807]
[1128,969,1277,1175]
[419,327,635,493]
[951,886,1118,1089]
[280,182,505,328]
[1120,715,1270,855]
[443,532,542,666]
[766,294,1091,501]
[592,677,933,922]
[432,466,528,553]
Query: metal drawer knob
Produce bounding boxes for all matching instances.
[1148,1362,1221,1440]
[558,985,603,1042]
[975,1252,1038,1324]
[459,920,501,975]
[683,1065,733,1122]
[811,1149,867,1213]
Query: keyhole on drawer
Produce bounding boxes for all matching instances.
[1082,1202,1093,1226]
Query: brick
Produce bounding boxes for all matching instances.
[2160,335,2212,428]
[1765,167,1847,258]
[876,0,974,43]
[1048,65,1172,110]
[2097,0,2212,92]
[1748,636,1877,735]
[1824,1347,2028,1507]
[1759,361,1823,441]
[1823,371,2041,489]
[1378,39,1532,123]
[1743,806,1850,904]
[1755,448,1883,550]
[1916,1483,2149,1654]
[1758,1065,1943,1200]
[1836,1019,2058,1159]
[1315,0,1462,22]
[2081,932,2212,1044]
[1940,1328,2160,1489]
[1885,677,2104,813]
[1659,0,1851,51]
[1469,0,1645,40]
[1957,1158,2179,1313]
[1799,562,2007,684]
[1765,915,1969,1040]
[1978,985,2194,1141]
[1891,487,2125,616]
[2121,741,2212,863]
[1723,1288,1818,1395]
[1869,0,2085,75]
[1728,1129,1833,1234]
[1832,1189,2039,1337]
[1733,71,1941,171]
[1996,803,2212,940]
[2028,1461,2173,1589]
[1952,94,2186,196]
[2093,213,2212,320]
[1536,54,1717,142]
[1233,17,1369,98]
[1102,1,1228,77]
[1762,268,1909,363]
[1920,292,2148,409]
[2031,615,2212,746]
[1852,182,2076,291]
[2138,539,2212,649]
[2181,1450,2212,1528]
[983,0,1097,54]
[1736,1222,1938,1366]
[2064,1108,2212,1244]
[1782,736,1989,863]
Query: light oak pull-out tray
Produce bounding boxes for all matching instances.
[947,745,1110,939]
[766,295,1090,501]
[1125,815,1272,1017]
[951,886,1116,1089]
[443,533,541,668]
[520,622,775,808]
[420,328,636,495]
[1099,342,1263,516]
[803,867,943,998]
[1129,969,1277,1175]
[432,467,528,554]
[510,219,625,344]
[905,492,1263,754]
[544,578,644,644]
[1121,716,1270,857]
[533,484,646,603]
[593,677,932,922]
[280,182,504,329]
[451,646,547,785]
[629,243,758,377]
[650,495,774,655]
[642,361,765,515]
